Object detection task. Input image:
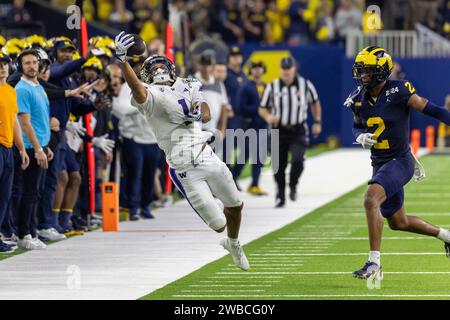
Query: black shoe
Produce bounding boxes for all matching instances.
[289,189,297,201]
[445,241,450,258]
[275,199,285,208]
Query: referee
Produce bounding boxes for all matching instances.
[259,56,322,208]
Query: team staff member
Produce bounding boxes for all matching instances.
[223,47,246,165]
[15,50,54,250]
[0,52,29,253]
[259,56,322,208]
[232,60,268,195]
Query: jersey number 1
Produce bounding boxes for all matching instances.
[178,98,190,115]
[367,117,390,149]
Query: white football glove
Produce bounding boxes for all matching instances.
[412,152,426,181]
[66,119,86,137]
[183,106,202,123]
[92,134,115,153]
[114,31,135,63]
[356,133,377,149]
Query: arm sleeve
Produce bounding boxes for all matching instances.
[71,98,96,116]
[422,101,450,126]
[39,79,66,100]
[191,81,206,108]
[306,79,319,103]
[260,82,272,108]
[49,58,86,81]
[131,88,154,118]
[16,87,32,114]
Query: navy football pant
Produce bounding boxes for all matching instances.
[368,152,415,218]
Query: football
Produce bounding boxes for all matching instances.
[127,33,146,57]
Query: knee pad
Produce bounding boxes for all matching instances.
[209,216,226,231]
[186,190,206,209]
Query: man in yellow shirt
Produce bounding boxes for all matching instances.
[0,52,29,253]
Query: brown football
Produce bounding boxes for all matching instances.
[127,34,146,57]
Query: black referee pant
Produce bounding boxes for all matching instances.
[274,124,308,202]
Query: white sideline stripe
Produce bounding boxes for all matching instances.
[278,237,431,240]
[228,264,303,267]
[180,290,266,292]
[199,280,280,283]
[172,294,450,298]
[215,272,450,275]
[189,285,273,287]
[249,252,445,256]
[206,276,285,279]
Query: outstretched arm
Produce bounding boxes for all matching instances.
[115,31,148,104]
[408,94,450,125]
[119,61,147,104]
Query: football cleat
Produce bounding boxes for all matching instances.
[220,238,250,271]
[352,261,383,280]
[444,241,450,258]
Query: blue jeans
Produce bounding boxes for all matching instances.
[122,138,161,211]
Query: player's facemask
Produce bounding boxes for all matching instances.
[352,46,392,91]
[140,55,176,85]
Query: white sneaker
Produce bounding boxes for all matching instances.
[37,228,67,241]
[18,235,46,250]
[2,234,19,243]
[32,237,47,249]
[220,238,250,271]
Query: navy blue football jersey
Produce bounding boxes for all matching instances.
[346,80,417,165]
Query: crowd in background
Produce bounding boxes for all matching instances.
[48,0,450,44]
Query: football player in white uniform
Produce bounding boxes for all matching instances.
[115,32,249,270]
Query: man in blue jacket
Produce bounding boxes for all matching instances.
[223,46,247,167]
[39,37,97,235]
[231,61,268,195]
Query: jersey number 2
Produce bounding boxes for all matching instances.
[367,117,390,149]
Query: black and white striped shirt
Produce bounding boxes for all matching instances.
[260,75,319,127]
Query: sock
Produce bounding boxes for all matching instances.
[228,237,239,244]
[437,228,450,243]
[368,251,381,266]
[60,209,73,229]
[51,209,61,228]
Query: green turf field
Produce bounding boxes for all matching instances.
[141,155,450,300]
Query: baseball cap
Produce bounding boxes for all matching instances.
[0,52,11,63]
[54,38,76,51]
[228,46,243,57]
[280,56,295,69]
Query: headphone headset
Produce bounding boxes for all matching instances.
[16,49,41,73]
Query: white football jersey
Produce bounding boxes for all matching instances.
[131,77,208,170]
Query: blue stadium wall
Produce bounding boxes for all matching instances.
[240,44,450,147]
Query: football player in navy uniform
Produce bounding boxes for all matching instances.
[345,46,450,280]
